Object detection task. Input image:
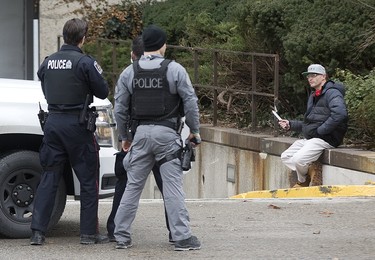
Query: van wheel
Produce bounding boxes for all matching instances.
[0,150,66,238]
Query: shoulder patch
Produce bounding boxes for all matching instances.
[94,61,103,74]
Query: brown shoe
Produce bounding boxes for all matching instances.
[308,161,323,186]
[292,175,311,188]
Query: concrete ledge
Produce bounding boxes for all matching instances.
[261,137,295,156]
[201,126,375,175]
[231,185,375,199]
[200,126,271,152]
[321,148,375,174]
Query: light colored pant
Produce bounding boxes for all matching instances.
[281,138,333,182]
[114,125,191,243]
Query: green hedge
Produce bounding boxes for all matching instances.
[81,0,375,147]
[336,70,375,147]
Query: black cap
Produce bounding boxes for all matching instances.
[142,25,167,52]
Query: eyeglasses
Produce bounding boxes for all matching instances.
[306,73,320,79]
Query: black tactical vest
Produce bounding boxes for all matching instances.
[131,59,182,120]
[43,50,90,104]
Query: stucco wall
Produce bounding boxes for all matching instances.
[39,0,122,60]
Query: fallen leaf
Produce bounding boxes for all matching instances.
[268,204,281,209]
[319,211,334,216]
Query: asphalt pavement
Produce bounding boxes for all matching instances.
[2,197,375,259]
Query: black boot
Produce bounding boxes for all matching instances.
[80,234,109,245]
[30,230,45,245]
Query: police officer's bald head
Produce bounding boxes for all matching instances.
[63,18,88,46]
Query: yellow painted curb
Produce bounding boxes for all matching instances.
[231,185,375,199]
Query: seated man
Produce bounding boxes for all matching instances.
[278,64,348,187]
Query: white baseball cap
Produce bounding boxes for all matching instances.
[302,64,326,76]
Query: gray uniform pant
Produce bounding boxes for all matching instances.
[281,138,333,182]
[114,125,191,243]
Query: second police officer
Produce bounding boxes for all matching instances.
[114,25,202,251]
[106,36,172,243]
[30,18,110,245]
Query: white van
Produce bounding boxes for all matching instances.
[0,78,117,238]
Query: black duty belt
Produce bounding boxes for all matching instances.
[138,120,177,130]
[49,109,81,115]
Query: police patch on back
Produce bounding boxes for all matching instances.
[94,61,103,74]
[47,59,72,70]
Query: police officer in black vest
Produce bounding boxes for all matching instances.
[30,18,109,245]
[114,25,201,251]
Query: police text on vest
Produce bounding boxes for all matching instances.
[133,78,163,88]
[47,60,72,70]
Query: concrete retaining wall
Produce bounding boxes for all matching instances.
[141,126,375,199]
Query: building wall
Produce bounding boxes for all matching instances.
[39,0,122,60]
[0,1,25,78]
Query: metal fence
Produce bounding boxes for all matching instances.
[58,36,280,129]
